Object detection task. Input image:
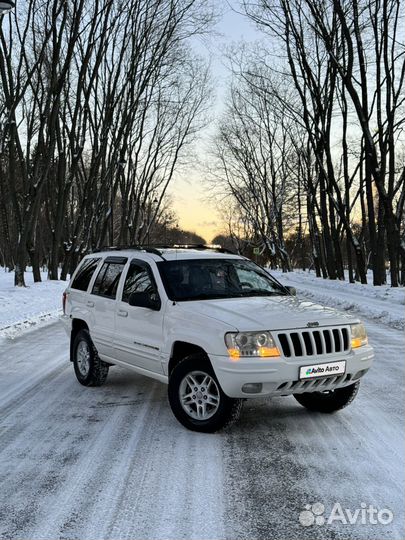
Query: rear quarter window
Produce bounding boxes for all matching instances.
[71,258,101,291]
[92,260,126,299]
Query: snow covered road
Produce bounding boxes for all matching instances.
[0,283,404,539]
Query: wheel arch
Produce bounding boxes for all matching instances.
[168,341,212,375]
[70,318,89,362]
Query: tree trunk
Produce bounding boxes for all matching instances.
[400,244,405,286]
[319,173,336,279]
[346,235,354,283]
[14,244,26,287]
[385,212,399,287]
[29,247,41,283]
[376,203,386,285]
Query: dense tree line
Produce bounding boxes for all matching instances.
[0,0,212,285]
[213,0,405,286]
[1,0,404,288]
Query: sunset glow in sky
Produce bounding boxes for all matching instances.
[171,2,260,243]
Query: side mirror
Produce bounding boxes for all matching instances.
[285,286,297,296]
[128,291,161,311]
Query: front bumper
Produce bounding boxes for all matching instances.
[210,345,374,398]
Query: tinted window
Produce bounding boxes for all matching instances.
[92,262,125,299]
[71,258,100,291]
[236,267,274,291]
[122,263,155,303]
[157,259,287,301]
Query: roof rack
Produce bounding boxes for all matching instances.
[92,244,236,258]
[92,245,166,259]
[151,244,236,255]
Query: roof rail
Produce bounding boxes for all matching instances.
[151,244,236,255]
[91,244,236,258]
[92,245,166,259]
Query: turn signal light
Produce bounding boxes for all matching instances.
[258,346,280,357]
[351,337,368,348]
[228,348,241,361]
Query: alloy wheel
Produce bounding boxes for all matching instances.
[76,340,91,376]
[179,370,220,420]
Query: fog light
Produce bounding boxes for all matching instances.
[353,369,369,380]
[242,383,263,394]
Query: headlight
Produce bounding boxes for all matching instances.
[225,331,280,359]
[351,323,368,348]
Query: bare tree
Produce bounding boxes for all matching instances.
[0,0,213,284]
[240,0,404,285]
[212,59,297,270]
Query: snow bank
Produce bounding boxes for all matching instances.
[0,268,66,340]
[271,269,405,331]
[1,266,403,342]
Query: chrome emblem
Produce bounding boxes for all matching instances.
[307,321,319,328]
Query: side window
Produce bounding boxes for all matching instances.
[236,267,269,290]
[71,258,100,291]
[122,263,155,303]
[92,261,126,299]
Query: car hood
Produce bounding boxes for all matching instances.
[177,295,358,331]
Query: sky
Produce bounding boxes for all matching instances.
[170,1,261,243]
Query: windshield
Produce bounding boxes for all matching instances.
[157,258,288,301]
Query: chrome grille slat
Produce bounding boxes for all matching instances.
[337,329,343,351]
[308,332,317,355]
[328,329,335,353]
[334,329,340,352]
[285,334,295,356]
[277,326,350,358]
[319,331,327,354]
[297,333,307,356]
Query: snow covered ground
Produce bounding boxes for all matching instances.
[0,268,404,540]
[272,270,405,331]
[0,269,66,339]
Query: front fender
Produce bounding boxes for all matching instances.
[161,304,237,373]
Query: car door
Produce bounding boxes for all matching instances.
[114,259,164,374]
[89,256,127,359]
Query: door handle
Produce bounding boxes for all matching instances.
[117,309,128,318]
[87,300,95,308]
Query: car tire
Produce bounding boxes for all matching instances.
[168,353,243,433]
[73,329,109,387]
[293,381,360,413]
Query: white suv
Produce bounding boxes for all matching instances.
[61,246,374,432]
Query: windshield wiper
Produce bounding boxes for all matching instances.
[177,290,286,301]
[240,289,287,297]
[177,293,231,301]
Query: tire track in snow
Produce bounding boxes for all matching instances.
[220,305,404,539]
[0,306,403,539]
[103,412,226,540]
[0,323,68,417]
[0,322,226,540]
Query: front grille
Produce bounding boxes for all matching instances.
[276,327,350,358]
